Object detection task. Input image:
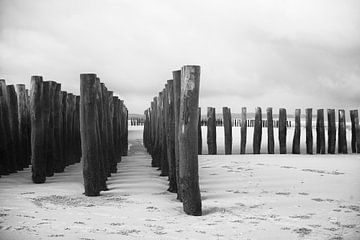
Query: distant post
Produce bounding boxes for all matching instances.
[292,109,301,154]
[240,107,247,154]
[267,107,274,154]
[279,108,287,154]
[316,109,325,154]
[305,108,313,154]
[223,107,232,154]
[198,107,202,155]
[338,109,347,154]
[207,107,217,155]
[350,110,358,153]
[253,107,262,154]
[178,65,202,216]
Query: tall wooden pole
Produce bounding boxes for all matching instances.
[279,108,287,154]
[7,85,21,170]
[327,109,336,154]
[173,70,182,201]
[338,109,347,154]
[207,107,217,155]
[253,107,262,154]
[292,109,301,154]
[267,107,274,154]
[350,110,357,153]
[223,107,232,155]
[240,107,247,154]
[305,108,313,154]
[316,109,325,154]
[16,84,30,169]
[178,65,202,216]
[198,107,202,155]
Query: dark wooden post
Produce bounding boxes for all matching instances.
[305,108,313,154]
[53,83,63,173]
[316,109,325,154]
[292,109,301,154]
[350,110,357,153]
[107,91,116,171]
[207,107,217,155]
[30,76,46,183]
[338,109,347,154]
[223,107,232,155]
[355,110,360,153]
[240,107,247,154]
[7,85,21,170]
[44,81,56,177]
[253,107,262,154]
[100,84,110,176]
[178,65,202,216]
[267,107,274,154]
[160,89,169,176]
[80,73,101,196]
[173,70,182,200]
[16,84,30,169]
[279,108,287,154]
[327,109,336,154]
[198,107,202,155]
[61,91,68,168]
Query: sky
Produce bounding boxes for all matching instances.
[0,0,359,114]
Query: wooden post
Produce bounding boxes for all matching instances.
[355,110,360,153]
[100,84,110,176]
[80,73,101,196]
[253,107,262,154]
[7,85,21,170]
[240,107,247,154]
[305,108,313,154]
[292,109,301,154]
[223,107,232,154]
[198,107,202,155]
[30,76,46,183]
[338,109,347,154]
[16,84,30,169]
[53,84,63,172]
[267,107,274,154]
[350,110,357,153]
[278,108,287,154]
[160,89,169,177]
[316,109,325,154]
[207,107,217,155]
[173,70,182,200]
[327,109,336,154]
[178,65,202,216]
[107,91,116,172]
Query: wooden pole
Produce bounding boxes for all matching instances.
[223,107,232,154]
[53,83,63,173]
[355,110,360,153]
[178,65,202,216]
[338,109,347,154]
[173,70,182,201]
[44,81,56,177]
[7,85,21,170]
[30,76,46,183]
[350,110,357,153]
[198,107,202,155]
[327,109,336,154]
[292,109,301,154]
[316,109,325,154]
[160,89,169,177]
[16,84,30,169]
[305,108,313,154]
[80,73,101,196]
[267,107,274,154]
[207,107,217,155]
[279,108,287,154]
[253,107,262,154]
[240,107,247,154]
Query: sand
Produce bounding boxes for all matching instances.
[0,126,359,240]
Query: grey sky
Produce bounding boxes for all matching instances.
[1,0,359,113]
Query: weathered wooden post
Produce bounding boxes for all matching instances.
[253,107,262,154]
[100,83,110,176]
[44,81,56,177]
[54,85,64,173]
[107,91,116,171]
[292,109,301,154]
[355,110,360,154]
[207,107,217,155]
[173,70,182,200]
[179,65,202,216]
[7,85,21,170]
[279,108,287,154]
[61,91,68,167]
[267,107,274,154]
[30,76,46,183]
[240,107,247,154]
[80,73,101,196]
[327,109,336,154]
[350,110,358,153]
[159,90,169,177]
[223,107,232,155]
[305,108,313,154]
[338,109,347,154]
[16,84,30,169]
[316,109,325,154]
[198,107,202,155]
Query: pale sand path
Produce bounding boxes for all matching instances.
[0,127,359,239]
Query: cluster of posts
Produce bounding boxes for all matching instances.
[30,76,81,183]
[0,79,31,176]
[207,107,360,155]
[143,65,202,216]
[80,73,128,197]
[200,118,292,127]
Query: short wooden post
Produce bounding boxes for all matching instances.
[30,76,46,183]
[279,108,287,154]
[207,107,217,155]
[327,109,336,154]
[223,107,232,155]
[80,73,100,196]
[253,107,262,154]
[292,109,301,154]
[240,107,247,154]
[198,107,202,155]
[305,108,313,154]
[316,109,325,154]
[350,110,357,153]
[338,109,347,154]
[267,107,274,154]
[173,70,182,200]
[178,65,202,216]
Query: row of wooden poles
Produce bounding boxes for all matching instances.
[143,66,202,216]
[206,107,360,155]
[80,73,128,196]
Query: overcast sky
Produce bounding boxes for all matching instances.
[0,0,359,114]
